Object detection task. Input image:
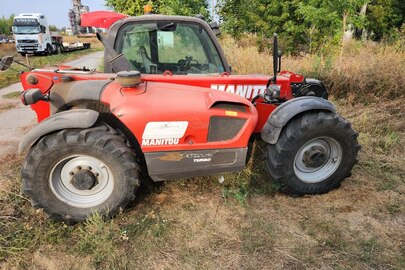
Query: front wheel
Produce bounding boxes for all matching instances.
[21,125,140,222]
[264,111,360,195]
[45,44,53,55]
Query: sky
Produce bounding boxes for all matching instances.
[0,0,108,28]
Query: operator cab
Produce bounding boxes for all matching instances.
[105,15,230,75]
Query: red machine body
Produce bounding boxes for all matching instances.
[20,69,304,135]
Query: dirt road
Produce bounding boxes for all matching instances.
[0,51,104,158]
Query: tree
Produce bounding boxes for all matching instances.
[105,0,209,18]
[49,25,59,32]
[218,0,306,53]
[0,15,14,35]
[366,0,405,40]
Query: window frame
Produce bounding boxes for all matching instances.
[113,18,228,74]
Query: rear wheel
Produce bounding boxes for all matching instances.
[52,44,58,55]
[58,44,64,54]
[21,125,140,222]
[264,111,360,195]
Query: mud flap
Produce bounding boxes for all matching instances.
[18,109,99,154]
[261,97,336,144]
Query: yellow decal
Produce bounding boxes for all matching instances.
[225,110,238,117]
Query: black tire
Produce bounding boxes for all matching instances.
[264,111,360,196]
[45,44,52,55]
[52,44,58,55]
[21,125,140,223]
[58,44,64,54]
[20,53,26,57]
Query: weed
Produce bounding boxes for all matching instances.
[0,102,16,111]
[76,212,119,265]
[1,91,21,99]
[386,202,401,214]
[383,131,401,150]
[124,210,169,239]
[359,238,381,263]
[221,176,250,205]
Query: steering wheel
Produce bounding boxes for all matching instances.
[179,56,193,71]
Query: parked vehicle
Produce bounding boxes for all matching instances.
[12,13,90,56]
[0,36,8,43]
[0,14,360,223]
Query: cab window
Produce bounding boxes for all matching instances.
[115,22,225,75]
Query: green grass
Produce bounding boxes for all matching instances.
[76,212,118,265]
[2,91,21,99]
[0,48,103,89]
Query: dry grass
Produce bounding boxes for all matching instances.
[62,35,103,49]
[0,43,18,58]
[0,101,17,112]
[1,91,21,99]
[0,38,404,269]
[221,36,405,103]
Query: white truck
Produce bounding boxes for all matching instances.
[12,13,90,56]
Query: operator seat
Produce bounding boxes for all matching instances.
[138,46,157,73]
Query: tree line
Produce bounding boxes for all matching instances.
[107,0,404,53]
[2,1,403,53]
[218,0,405,53]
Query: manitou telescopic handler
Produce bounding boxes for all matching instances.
[0,14,359,222]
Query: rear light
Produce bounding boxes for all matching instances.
[20,92,27,105]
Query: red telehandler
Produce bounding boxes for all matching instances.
[0,14,360,222]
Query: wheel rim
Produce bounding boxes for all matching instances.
[293,137,342,183]
[49,155,114,208]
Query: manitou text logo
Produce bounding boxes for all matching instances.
[211,84,267,99]
[142,121,188,147]
[142,138,179,146]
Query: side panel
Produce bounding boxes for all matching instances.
[145,148,247,181]
[101,81,258,153]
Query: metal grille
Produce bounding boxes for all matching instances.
[208,116,247,142]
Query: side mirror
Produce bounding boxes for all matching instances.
[41,25,46,33]
[272,33,278,83]
[9,26,13,34]
[277,50,282,73]
[0,56,13,71]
